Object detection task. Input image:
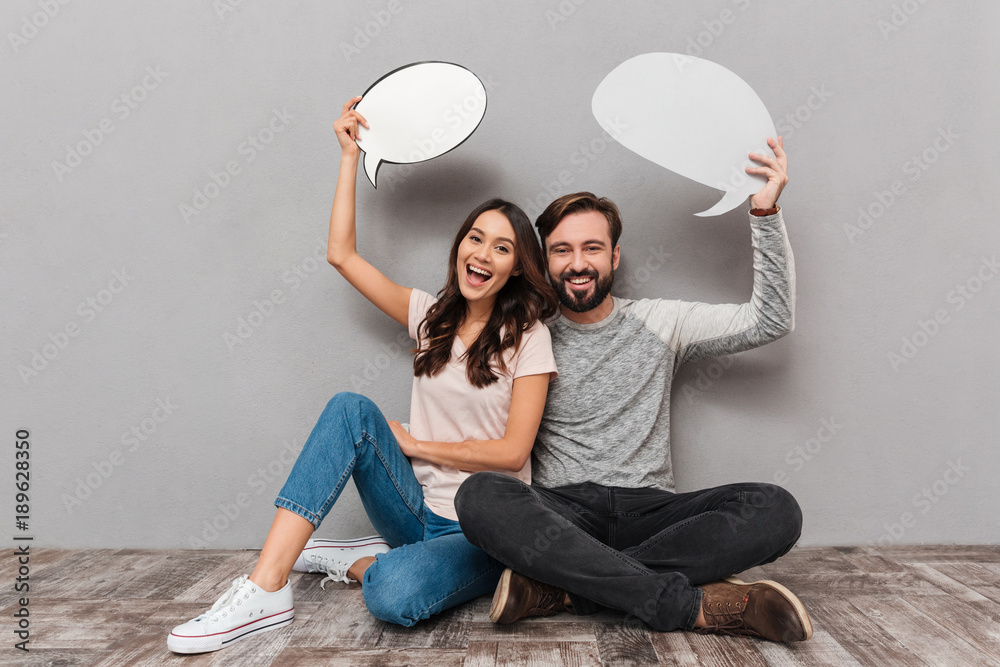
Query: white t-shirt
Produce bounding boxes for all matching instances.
[407,289,557,520]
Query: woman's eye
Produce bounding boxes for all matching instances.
[496,245,511,254]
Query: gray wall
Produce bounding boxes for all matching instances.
[4,1,997,549]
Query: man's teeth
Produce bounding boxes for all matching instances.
[569,277,592,284]
[468,265,492,277]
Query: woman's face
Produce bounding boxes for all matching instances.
[455,209,519,306]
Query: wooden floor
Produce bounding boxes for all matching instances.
[3,545,1000,666]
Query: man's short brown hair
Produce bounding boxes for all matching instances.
[535,192,623,249]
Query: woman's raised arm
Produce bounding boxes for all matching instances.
[327,96,411,327]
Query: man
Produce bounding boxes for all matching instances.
[455,138,811,641]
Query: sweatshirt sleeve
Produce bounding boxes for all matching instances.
[629,209,796,366]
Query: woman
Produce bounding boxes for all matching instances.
[168,98,558,654]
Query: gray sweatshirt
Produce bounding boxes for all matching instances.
[531,210,795,491]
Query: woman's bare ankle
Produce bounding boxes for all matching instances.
[348,556,377,585]
[248,568,287,593]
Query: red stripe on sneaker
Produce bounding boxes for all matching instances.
[169,608,295,639]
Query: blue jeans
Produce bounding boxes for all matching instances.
[456,472,802,632]
[275,392,503,626]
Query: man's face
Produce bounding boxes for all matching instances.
[545,210,620,314]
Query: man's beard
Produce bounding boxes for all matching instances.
[553,268,615,313]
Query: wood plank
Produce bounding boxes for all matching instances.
[6,649,113,666]
[878,545,1000,563]
[284,586,385,648]
[469,620,597,643]
[755,628,863,667]
[884,590,1000,664]
[681,632,770,666]
[594,621,658,665]
[805,597,927,666]
[647,631,708,667]
[755,547,858,575]
[834,546,908,574]
[848,593,1000,666]
[764,570,942,597]
[375,596,476,649]
[174,551,261,602]
[17,598,165,650]
[13,545,1000,666]
[463,641,500,667]
[494,640,602,667]
[106,551,232,600]
[271,647,466,666]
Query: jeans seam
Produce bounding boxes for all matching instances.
[363,429,427,528]
[417,557,505,621]
[273,498,321,528]
[627,491,748,559]
[627,512,713,559]
[313,455,356,523]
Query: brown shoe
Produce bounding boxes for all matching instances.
[694,577,813,642]
[489,568,570,624]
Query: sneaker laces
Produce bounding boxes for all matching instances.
[305,554,352,589]
[199,575,255,624]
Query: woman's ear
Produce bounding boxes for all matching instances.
[512,263,522,276]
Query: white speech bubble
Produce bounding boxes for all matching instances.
[592,53,777,216]
[354,62,487,188]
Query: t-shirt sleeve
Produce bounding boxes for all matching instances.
[408,289,436,342]
[511,321,558,379]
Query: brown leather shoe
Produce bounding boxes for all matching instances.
[489,568,570,624]
[694,577,813,642]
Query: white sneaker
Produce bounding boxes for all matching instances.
[292,535,391,588]
[167,575,294,654]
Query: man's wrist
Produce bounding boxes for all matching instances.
[750,204,780,217]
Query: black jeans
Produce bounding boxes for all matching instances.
[455,473,802,632]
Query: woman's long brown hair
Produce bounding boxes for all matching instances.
[413,199,558,388]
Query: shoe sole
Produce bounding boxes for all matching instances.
[725,577,814,641]
[167,609,294,654]
[489,568,514,623]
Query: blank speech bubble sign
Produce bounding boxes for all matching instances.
[592,53,776,217]
[354,62,487,188]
